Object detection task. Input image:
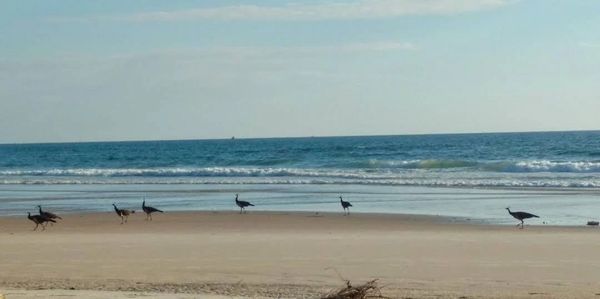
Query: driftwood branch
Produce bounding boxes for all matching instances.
[321,279,391,299]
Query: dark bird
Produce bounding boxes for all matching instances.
[235,194,254,214]
[142,199,163,221]
[113,203,135,224]
[27,212,55,231]
[37,205,62,225]
[340,196,352,215]
[506,207,539,229]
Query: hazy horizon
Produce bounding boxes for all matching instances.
[2,129,599,146]
[2,0,599,143]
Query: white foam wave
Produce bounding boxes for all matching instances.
[502,160,600,173]
[3,160,600,179]
[0,167,405,179]
[353,159,477,169]
[1,160,600,189]
[2,177,600,188]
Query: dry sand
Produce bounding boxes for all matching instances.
[1,211,600,298]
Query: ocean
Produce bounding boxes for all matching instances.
[2,131,600,225]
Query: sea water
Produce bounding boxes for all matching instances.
[2,131,600,225]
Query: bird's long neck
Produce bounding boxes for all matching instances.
[113,205,119,213]
[28,212,32,219]
[38,206,42,213]
[143,200,146,208]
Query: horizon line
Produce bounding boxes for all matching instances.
[2,129,599,146]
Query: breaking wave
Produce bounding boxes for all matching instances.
[1,164,600,188]
[350,159,477,169]
[496,160,600,173]
[0,167,393,178]
[2,177,600,188]
[3,160,600,179]
[2,158,600,189]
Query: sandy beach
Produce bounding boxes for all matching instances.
[1,211,600,298]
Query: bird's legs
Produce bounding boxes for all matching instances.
[33,223,39,231]
[149,213,153,221]
[519,220,524,229]
[240,207,243,214]
[120,215,124,224]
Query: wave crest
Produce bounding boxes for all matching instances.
[3,160,600,180]
[349,159,477,169]
[2,177,600,188]
[0,167,391,179]
[493,160,600,173]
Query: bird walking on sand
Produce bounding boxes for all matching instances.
[142,199,163,221]
[506,207,539,229]
[37,205,62,225]
[340,196,352,215]
[27,212,55,231]
[235,194,254,214]
[113,203,135,224]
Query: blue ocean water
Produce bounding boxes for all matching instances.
[1,131,600,224]
[3,131,600,187]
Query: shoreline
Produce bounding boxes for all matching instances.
[3,209,595,228]
[1,211,492,233]
[2,183,598,227]
[3,182,600,226]
[3,182,600,193]
[1,210,476,222]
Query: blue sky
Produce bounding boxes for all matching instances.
[1,0,599,143]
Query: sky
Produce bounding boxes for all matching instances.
[1,0,599,143]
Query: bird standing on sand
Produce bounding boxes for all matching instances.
[37,205,62,225]
[27,212,55,231]
[506,207,539,229]
[235,194,254,214]
[113,203,135,224]
[142,199,163,221]
[340,196,352,215]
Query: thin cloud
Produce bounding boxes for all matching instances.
[51,0,514,22]
[579,42,600,48]
[1,41,417,76]
[234,42,418,54]
[114,42,418,59]
[332,41,418,51]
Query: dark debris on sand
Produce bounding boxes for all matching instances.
[322,279,391,299]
